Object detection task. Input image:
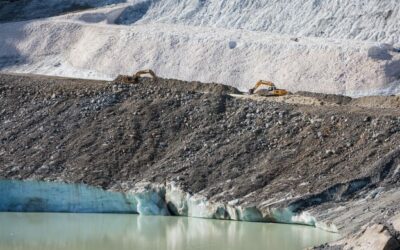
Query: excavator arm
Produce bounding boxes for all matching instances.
[249,80,276,94]
[254,80,276,89]
[116,69,158,84]
[134,69,157,79]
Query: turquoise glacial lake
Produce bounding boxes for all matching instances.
[0,212,340,250]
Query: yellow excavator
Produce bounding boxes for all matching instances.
[248,80,288,97]
[116,70,287,98]
[117,69,157,83]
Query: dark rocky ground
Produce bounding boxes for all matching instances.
[1,73,400,249]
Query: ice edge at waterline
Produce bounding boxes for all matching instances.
[0,180,338,233]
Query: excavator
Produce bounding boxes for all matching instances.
[248,80,288,97]
[116,69,287,97]
[116,69,157,83]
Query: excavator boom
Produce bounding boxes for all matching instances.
[135,69,157,79]
[254,80,275,89]
[115,69,158,84]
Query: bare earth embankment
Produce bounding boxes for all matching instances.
[1,73,400,249]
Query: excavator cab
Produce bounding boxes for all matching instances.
[249,80,288,97]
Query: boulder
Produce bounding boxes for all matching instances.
[343,224,400,250]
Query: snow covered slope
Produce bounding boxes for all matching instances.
[0,0,399,96]
[125,0,400,44]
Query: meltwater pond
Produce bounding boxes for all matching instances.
[0,212,339,250]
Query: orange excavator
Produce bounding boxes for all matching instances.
[248,80,288,97]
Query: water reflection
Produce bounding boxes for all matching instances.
[0,213,340,250]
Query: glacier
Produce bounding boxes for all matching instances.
[0,0,399,96]
[0,180,337,232]
[0,179,138,213]
[0,180,170,215]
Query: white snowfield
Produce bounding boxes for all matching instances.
[0,0,399,96]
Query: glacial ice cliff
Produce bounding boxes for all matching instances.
[0,180,329,231]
